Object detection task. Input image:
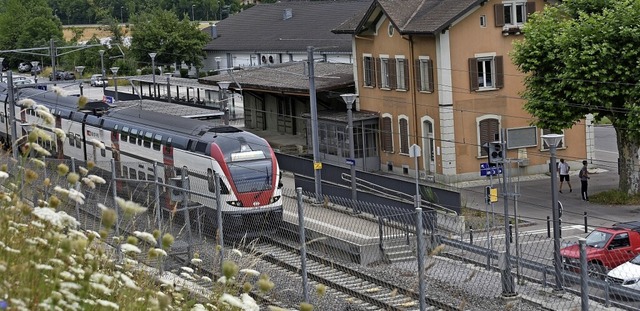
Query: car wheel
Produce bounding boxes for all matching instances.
[587,262,606,280]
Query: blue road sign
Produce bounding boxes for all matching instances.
[346,158,355,166]
[480,163,503,176]
[103,95,114,104]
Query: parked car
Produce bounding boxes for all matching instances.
[13,77,35,87]
[607,253,640,290]
[561,221,640,279]
[90,74,105,87]
[49,71,76,81]
[18,62,32,73]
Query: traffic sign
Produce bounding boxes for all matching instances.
[346,158,355,166]
[313,162,322,170]
[480,162,503,176]
[103,95,114,104]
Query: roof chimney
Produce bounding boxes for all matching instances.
[283,8,292,20]
[210,25,218,39]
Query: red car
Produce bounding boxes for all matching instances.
[561,221,640,278]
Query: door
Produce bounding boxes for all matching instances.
[422,119,435,174]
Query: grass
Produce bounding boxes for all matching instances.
[590,189,640,205]
[461,207,524,231]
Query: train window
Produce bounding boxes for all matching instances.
[143,140,151,148]
[122,166,128,178]
[129,136,136,144]
[121,126,129,141]
[166,137,172,147]
[147,174,153,181]
[74,134,81,148]
[129,168,136,179]
[138,171,145,180]
[153,142,160,151]
[129,129,137,144]
[144,132,152,148]
[68,133,75,147]
[101,146,106,157]
[153,134,162,151]
[207,169,215,192]
[195,141,207,153]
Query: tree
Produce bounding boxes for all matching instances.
[129,9,210,70]
[512,0,640,194]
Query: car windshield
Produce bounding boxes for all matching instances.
[631,254,640,265]
[585,230,612,248]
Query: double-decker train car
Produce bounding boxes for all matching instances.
[0,83,283,238]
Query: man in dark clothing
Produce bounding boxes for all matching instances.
[579,160,590,201]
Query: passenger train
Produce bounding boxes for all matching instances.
[0,83,283,238]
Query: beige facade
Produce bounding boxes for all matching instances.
[349,0,590,183]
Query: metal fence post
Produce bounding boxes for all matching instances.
[214,172,224,272]
[110,159,121,259]
[296,187,309,303]
[416,207,426,311]
[153,162,163,273]
[71,158,80,221]
[180,168,192,261]
[579,238,588,311]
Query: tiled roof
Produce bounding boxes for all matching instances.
[333,0,484,35]
[203,0,371,52]
[198,62,355,94]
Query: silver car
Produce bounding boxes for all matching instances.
[90,74,105,87]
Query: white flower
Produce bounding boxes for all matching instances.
[28,143,51,156]
[120,243,141,254]
[17,98,36,108]
[133,231,156,245]
[0,171,8,180]
[191,304,206,311]
[191,258,202,265]
[68,188,86,204]
[120,273,140,290]
[201,276,212,282]
[180,266,194,274]
[60,282,82,291]
[95,299,118,309]
[240,269,261,277]
[241,293,259,311]
[29,158,45,168]
[115,197,147,216]
[180,272,195,280]
[59,271,76,281]
[89,138,105,149]
[219,293,244,309]
[97,203,109,211]
[32,207,80,229]
[150,248,167,257]
[34,104,50,114]
[232,249,243,257]
[78,166,88,176]
[82,177,96,189]
[90,272,114,285]
[86,230,101,239]
[90,283,113,295]
[88,175,106,184]
[36,109,55,125]
[53,128,66,140]
[217,276,227,284]
[35,264,53,270]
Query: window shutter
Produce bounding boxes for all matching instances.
[415,59,422,91]
[381,117,392,152]
[479,119,499,156]
[375,58,381,88]
[399,119,409,154]
[403,60,410,91]
[495,56,504,89]
[469,58,479,91]
[526,1,536,16]
[494,4,505,27]
[389,58,397,89]
[427,59,434,92]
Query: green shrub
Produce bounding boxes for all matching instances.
[180,68,188,78]
[590,189,640,205]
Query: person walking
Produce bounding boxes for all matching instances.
[579,160,590,201]
[558,158,572,193]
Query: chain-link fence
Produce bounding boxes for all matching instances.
[8,156,640,310]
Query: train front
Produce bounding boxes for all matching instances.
[211,131,283,239]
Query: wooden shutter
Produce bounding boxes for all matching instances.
[400,119,409,154]
[427,59,434,92]
[381,117,392,152]
[375,58,381,89]
[479,119,499,156]
[495,56,504,89]
[388,58,397,89]
[526,1,536,16]
[468,58,479,91]
[494,4,505,27]
[403,60,410,91]
[415,59,422,91]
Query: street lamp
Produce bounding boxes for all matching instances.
[218,81,231,125]
[120,6,124,23]
[149,53,157,99]
[192,4,196,21]
[542,133,565,292]
[111,67,120,102]
[99,50,106,92]
[340,93,358,203]
[0,57,4,83]
[75,66,85,96]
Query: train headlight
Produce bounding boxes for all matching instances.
[269,196,281,204]
[227,201,243,207]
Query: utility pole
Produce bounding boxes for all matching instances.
[50,39,57,83]
[307,46,322,202]
[7,71,17,159]
[500,128,516,297]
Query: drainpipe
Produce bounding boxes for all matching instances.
[408,35,420,172]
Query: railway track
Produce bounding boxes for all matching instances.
[243,237,461,311]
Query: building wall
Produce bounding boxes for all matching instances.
[353,0,588,182]
[203,51,353,71]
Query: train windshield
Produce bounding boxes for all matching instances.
[228,160,273,193]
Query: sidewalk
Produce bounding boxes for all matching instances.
[457,168,640,230]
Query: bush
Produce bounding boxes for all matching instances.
[590,189,640,205]
[180,68,188,78]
